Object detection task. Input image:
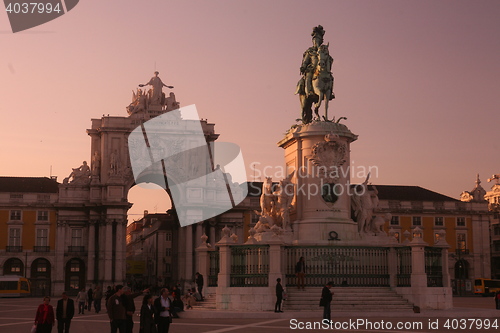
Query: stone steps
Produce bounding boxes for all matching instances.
[190,293,216,310]
[283,287,413,311]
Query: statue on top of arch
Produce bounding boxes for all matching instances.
[127,71,179,115]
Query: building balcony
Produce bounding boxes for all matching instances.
[33,246,51,252]
[6,246,23,252]
[67,246,85,253]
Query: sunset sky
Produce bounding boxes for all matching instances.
[0,0,498,221]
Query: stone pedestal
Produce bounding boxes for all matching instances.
[277,121,359,244]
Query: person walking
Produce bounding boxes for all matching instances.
[87,287,94,313]
[107,285,127,333]
[195,272,204,300]
[295,257,306,290]
[34,296,55,333]
[75,288,87,314]
[56,292,74,333]
[275,278,284,313]
[154,288,172,333]
[93,285,103,313]
[140,294,157,333]
[320,281,334,321]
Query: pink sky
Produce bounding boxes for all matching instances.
[0,0,499,221]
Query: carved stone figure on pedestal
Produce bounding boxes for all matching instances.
[273,171,295,230]
[109,150,119,176]
[351,173,380,233]
[64,161,91,184]
[139,71,174,106]
[296,25,335,123]
[91,151,101,176]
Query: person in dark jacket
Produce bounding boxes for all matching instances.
[195,272,204,300]
[154,288,172,333]
[275,278,284,313]
[87,287,94,313]
[140,294,157,333]
[320,281,334,321]
[295,257,306,290]
[121,286,148,333]
[56,292,75,333]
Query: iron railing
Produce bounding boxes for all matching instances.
[425,247,443,287]
[33,246,51,252]
[67,246,85,253]
[208,250,219,287]
[6,246,23,252]
[230,245,269,287]
[396,247,411,287]
[284,246,390,287]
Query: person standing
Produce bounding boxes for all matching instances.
[195,272,204,300]
[56,292,74,333]
[295,257,306,290]
[154,288,172,333]
[107,285,127,333]
[93,285,103,313]
[87,287,94,313]
[320,281,334,321]
[34,296,55,333]
[122,286,148,333]
[75,288,87,314]
[140,294,157,333]
[275,278,284,313]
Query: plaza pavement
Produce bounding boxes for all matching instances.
[0,296,498,333]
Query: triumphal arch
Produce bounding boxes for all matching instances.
[53,72,221,294]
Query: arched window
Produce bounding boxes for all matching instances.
[3,258,24,276]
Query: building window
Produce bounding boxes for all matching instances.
[37,211,49,222]
[494,225,500,236]
[411,201,423,210]
[71,229,83,246]
[389,201,401,210]
[412,216,422,226]
[457,233,467,251]
[165,248,171,257]
[457,217,466,227]
[434,217,444,226]
[10,193,23,200]
[37,194,51,203]
[165,231,172,242]
[165,263,171,273]
[390,216,399,225]
[70,261,80,272]
[494,241,500,252]
[36,229,49,247]
[37,262,48,273]
[9,228,21,246]
[434,202,445,210]
[10,210,21,221]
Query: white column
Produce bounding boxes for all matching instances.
[115,220,125,284]
[185,225,193,280]
[87,221,95,285]
[104,221,113,283]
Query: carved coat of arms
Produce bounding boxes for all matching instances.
[309,133,347,182]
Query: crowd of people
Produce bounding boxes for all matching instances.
[33,273,205,333]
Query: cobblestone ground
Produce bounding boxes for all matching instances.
[0,296,498,333]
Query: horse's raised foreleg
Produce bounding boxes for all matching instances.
[314,92,323,120]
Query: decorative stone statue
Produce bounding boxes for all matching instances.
[488,174,500,184]
[139,71,174,106]
[351,173,379,233]
[109,150,119,175]
[91,151,101,176]
[126,88,148,115]
[64,161,91,184]
[296,25,335,124]
[273,171,295,230]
